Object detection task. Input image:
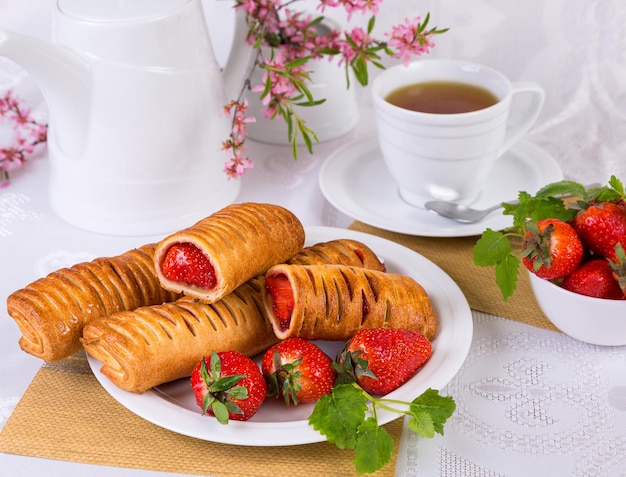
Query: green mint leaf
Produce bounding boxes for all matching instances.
[407,410,435,438]
[503,191,532,230]
[527,197,576,222]
[495,253,520,301]
[501,200,520,216]
[473,229,511,266]
[534,179,585,198]
[353,417,395,475]
[595,175,626,202]
[309,383,368,449]
[409,388,456,436]
[593,188,620,202]
[311,386,456,475]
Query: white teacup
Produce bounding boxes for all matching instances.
[371,59,545,207]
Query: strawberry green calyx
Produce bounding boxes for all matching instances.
[333,348,377,385]
[609,243,626,290]
[266,348,305,406]
[309,385,455,475]
[261,337,336,406]
[199,352,248,424]
[473,176,626,301]
[191,350,267,424]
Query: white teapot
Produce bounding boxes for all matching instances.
[0,0,251,235]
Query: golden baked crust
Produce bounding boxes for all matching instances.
[81,279,276,393]
[81,239,386,392]
[289,239,386,271]
[6,244,181,362]
[154,203,305,303]
[264,264,437,341]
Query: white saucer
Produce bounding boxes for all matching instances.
[319,137,563,237]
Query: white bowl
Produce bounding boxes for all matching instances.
[528,272,626,346]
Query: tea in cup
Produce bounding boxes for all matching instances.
[371,59,545,207]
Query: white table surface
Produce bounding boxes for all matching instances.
[2,1,626,476]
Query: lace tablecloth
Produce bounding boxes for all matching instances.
[399,312,626,477]
[2,1,626,476]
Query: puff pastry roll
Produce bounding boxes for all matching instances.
[6,244,181,362]
[289,239,386,272]
[154,202,305,303]
[82,239,386,393]
[81,281,276,393]
[263,264,437,341]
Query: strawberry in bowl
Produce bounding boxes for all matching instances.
[474,175,626,346]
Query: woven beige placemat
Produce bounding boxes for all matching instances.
[348,221,557,331]
[0,353,402,477]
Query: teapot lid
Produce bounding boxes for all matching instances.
[57,0,191,22]
[53,0,215,67]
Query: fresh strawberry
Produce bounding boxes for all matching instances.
[561,259,625,299]
[161,243,217,289]
[261,337,336,405]
[335,328,432,396]
[190,350,266,423]
[264,272,295,333]
[573,200,626,262]
[521,218,584,279]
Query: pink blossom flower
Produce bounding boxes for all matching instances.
[0,89,48,185]
[386,17,436,65]
[339,27,373,64]
[227,0,445,178]
[222,98,256,178]
[223,152,255,179]
[317,0,381,19]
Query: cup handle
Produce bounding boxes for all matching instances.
[498,82,545,156]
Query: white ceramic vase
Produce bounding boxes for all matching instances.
[244,20,359,146]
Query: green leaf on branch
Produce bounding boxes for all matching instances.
[309,385,456,474]
[354,418,394,475]
[309,384,368,449]
[408,410,435,438]
[367,16,376,34]
[473,229,511,266]
[471,178,624,300]
[534,179,587,198]
[409,388,456,436]
[495,254,520,301]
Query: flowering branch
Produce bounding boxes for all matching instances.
[222,0,447,179]
[0,90,48,187]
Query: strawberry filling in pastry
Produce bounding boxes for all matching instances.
[264,272,295,332]
[161,243,217,290]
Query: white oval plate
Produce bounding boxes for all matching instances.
[319,138,563,237]
[87,226,473,446]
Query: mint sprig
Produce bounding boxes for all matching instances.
[473,176,626,300]
[309,385,455,475]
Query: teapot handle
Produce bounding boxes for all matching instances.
[222,6,254,101]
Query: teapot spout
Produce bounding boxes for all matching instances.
[0,30,89,158]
